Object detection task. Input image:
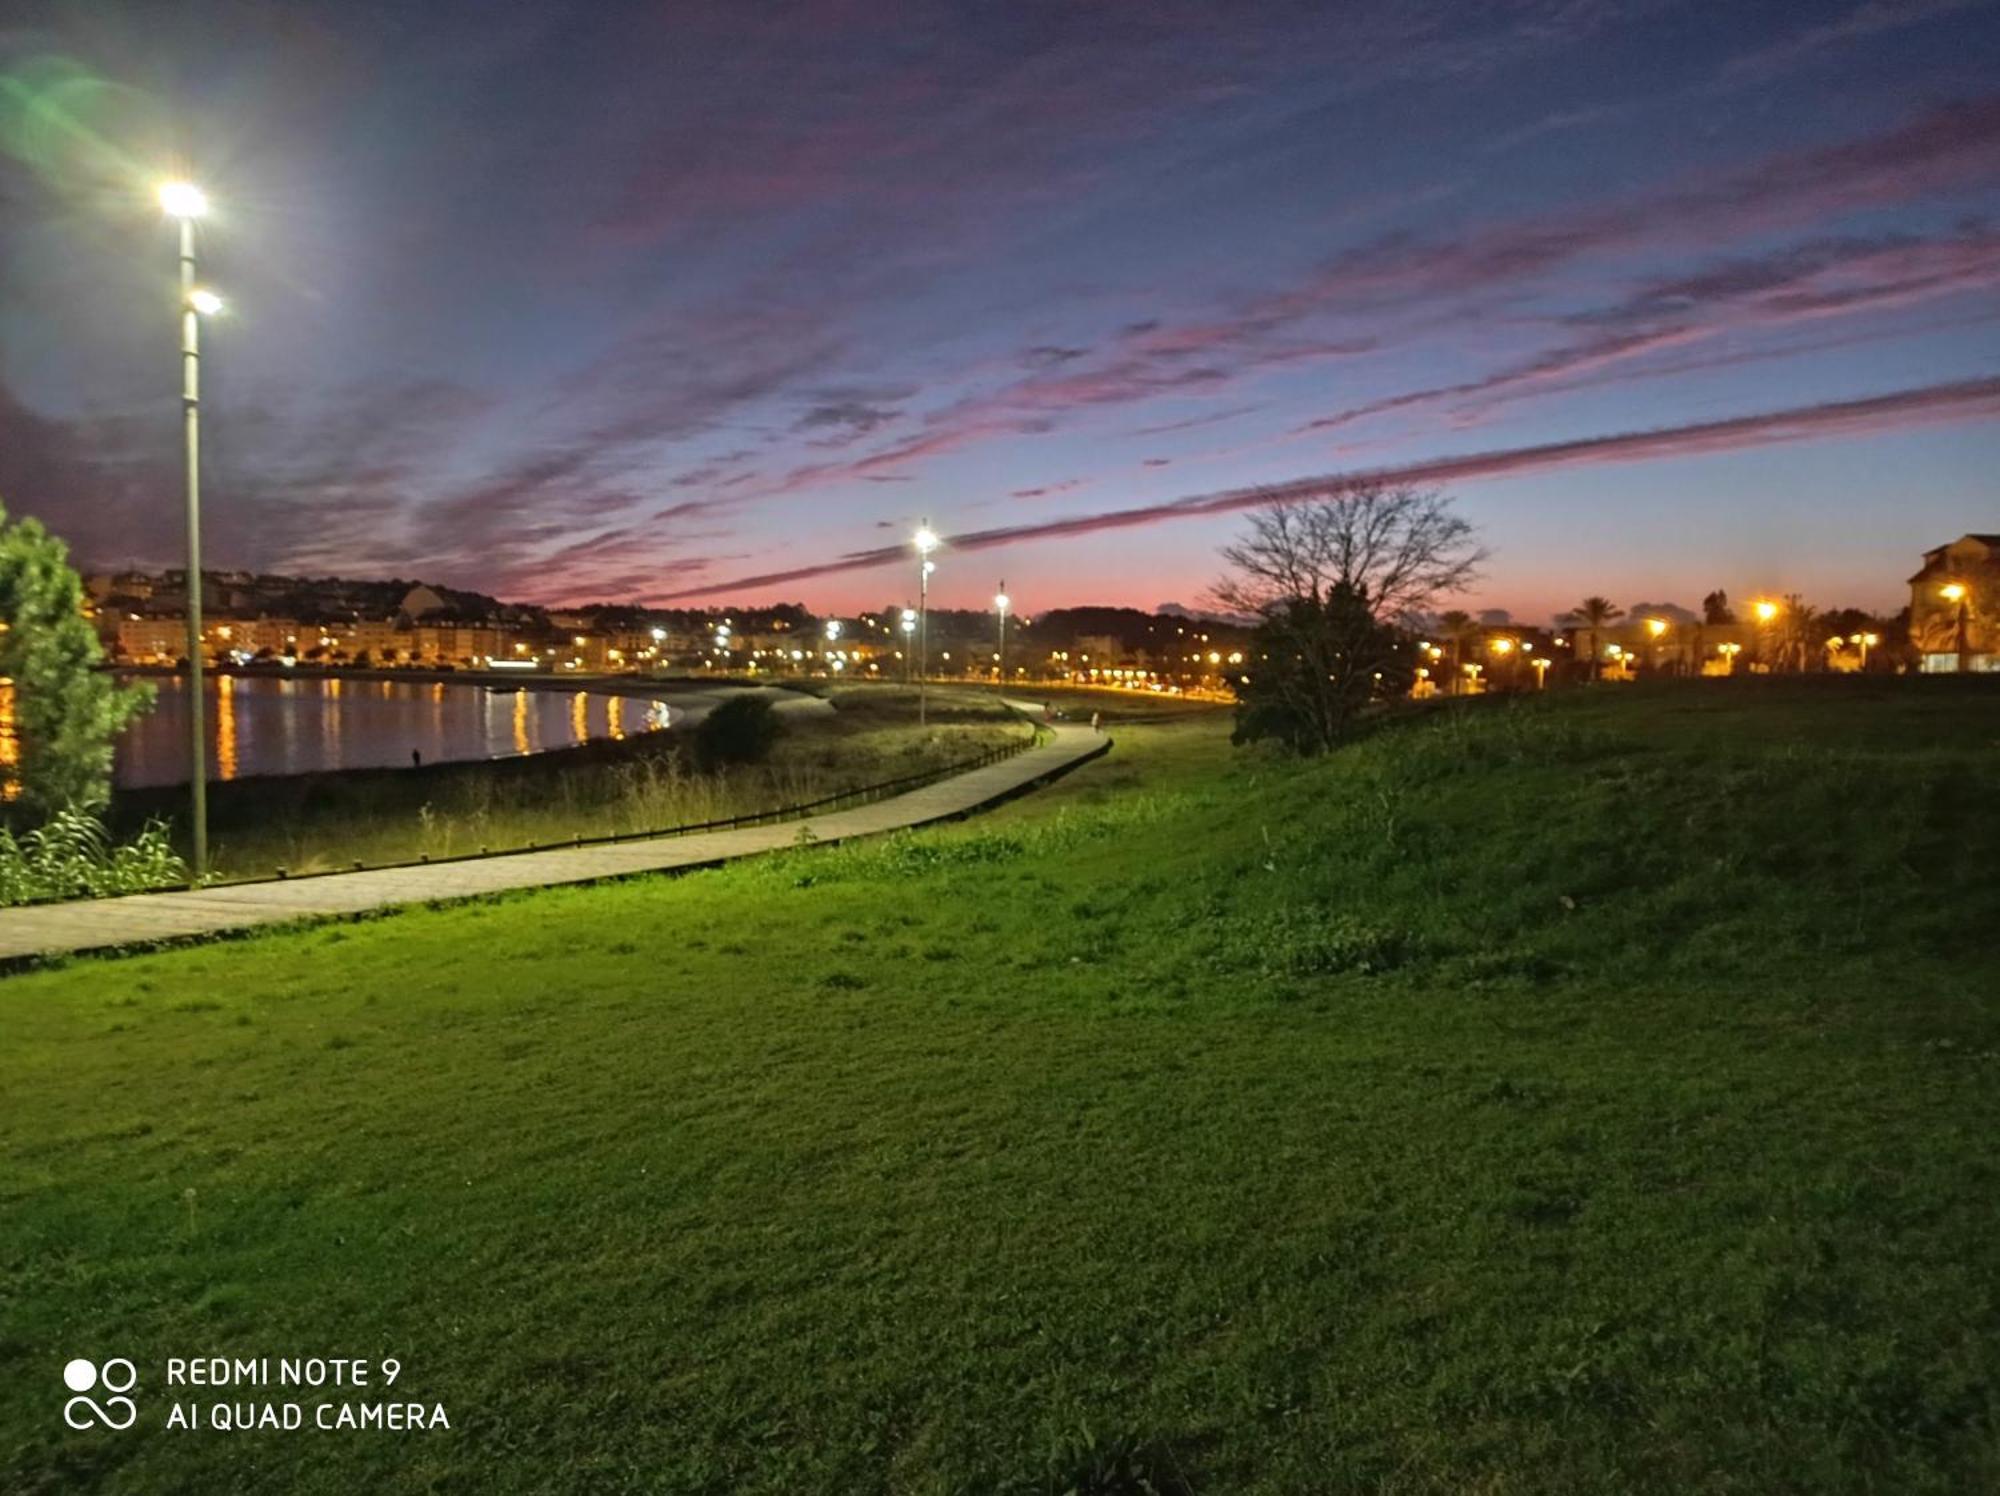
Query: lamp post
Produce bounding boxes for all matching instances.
[1855,630,1878,671]
[161,180,219,881]
[1641,616,1670,675]
[1751,598,1779,672]
[994,585,1010,693]
[899,608,916,684]
[913,522,938,726]
[1941,582,1970,672]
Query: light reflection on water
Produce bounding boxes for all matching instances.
[115,676,672,787]
[0,681,17,800]
[217,674,238,780]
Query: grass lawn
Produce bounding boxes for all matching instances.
[4,680,1997,1492]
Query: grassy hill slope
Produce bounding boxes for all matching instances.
[3,681,1996,1493]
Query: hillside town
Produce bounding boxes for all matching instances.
[82,531,1997,691]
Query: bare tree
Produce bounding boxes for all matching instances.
[1215,482,1487,625]
[1214,482,1485,751]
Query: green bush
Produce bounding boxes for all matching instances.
[0,809,187,904]
[0,502,152,817]
[694,693,784,769]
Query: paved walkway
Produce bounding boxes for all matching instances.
[0,711,1106,965]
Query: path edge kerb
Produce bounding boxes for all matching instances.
[0,731,1111,972]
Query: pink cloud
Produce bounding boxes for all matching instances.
[719,96,2000,513]
[1011,478,1090,500]
[660,376,2000,599]
[1298,227,2000,435]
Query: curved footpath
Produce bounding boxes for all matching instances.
[0,709,1106,966]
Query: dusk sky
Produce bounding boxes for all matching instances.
[2,0,1997,623]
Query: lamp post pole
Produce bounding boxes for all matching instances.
[914,522,938,727]
[995,583,1009,695]
[160,183,216,880]
[179,215,209,880]
[1751,599,1779,673]
[1946,585,1970,673]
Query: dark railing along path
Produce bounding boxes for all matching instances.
[0,708,1107,965]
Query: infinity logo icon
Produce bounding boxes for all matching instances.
[63,1358,138,1431]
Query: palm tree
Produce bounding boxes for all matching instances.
[1562,596,1624,680]
[1437,609,1475,693]
[1778,592,1819,672]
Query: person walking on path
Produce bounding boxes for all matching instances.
[1090,711,1102,734]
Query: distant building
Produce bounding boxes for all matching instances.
[339,618,409,663]
[1909,534,1999,673]
[412,622,519,666]
[115,615,188,663]
[207,617,305,658]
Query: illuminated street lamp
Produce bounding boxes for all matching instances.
[1642,617,1670,674]
[160,179,221,880]
[1529,656,1551,689]
[1854,630,1879,670]
[1750,598,1780,669]
[994,585,1010,692]
[158,180,208,219]
[1941,581,1972,671]
[914,522,939,725]
[899,607,917,684]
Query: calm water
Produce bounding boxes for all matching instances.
[115,676,678,787]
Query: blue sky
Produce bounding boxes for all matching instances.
[2,0,1996,623]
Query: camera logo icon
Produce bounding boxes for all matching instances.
[63,1358,138,1431]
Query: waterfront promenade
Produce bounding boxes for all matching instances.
[0,713,1106,965]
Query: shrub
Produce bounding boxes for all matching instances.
[0,502,152,817]
[0,809,187,904]
[694,693,784,769]
[1231,586,1412,754]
